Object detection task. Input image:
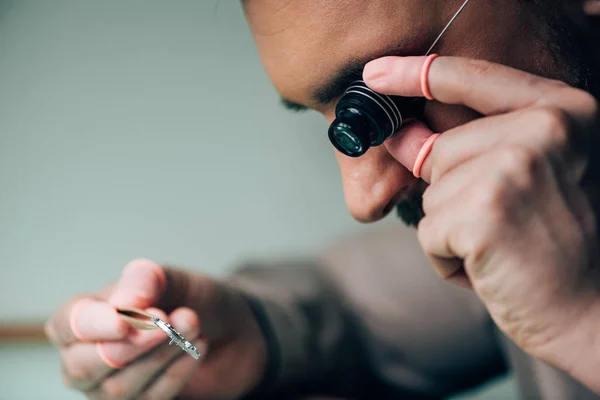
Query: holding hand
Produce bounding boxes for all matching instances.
[45,259,268,399]
[363,55,600,392]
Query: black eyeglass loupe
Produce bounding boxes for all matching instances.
[328,80,423,157]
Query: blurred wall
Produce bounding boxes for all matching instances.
[0,2,518,399]
[0,0,395,322]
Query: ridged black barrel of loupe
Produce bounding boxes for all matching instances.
[328,81,407,157]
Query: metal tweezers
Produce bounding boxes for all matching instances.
[116,307,201,360]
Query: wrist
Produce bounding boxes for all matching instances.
[547,287,600,395]
[238,294,281,398]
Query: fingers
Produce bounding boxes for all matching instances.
[417,147,557,279]
[364,56,565,115]
[139,348,202,400]
[108,258,167,309]
[383,119,436,179]
[419,107,579,184]
[418,197,485,280]
[366,55,598,132]
[96,308,171,369]
[86,308,204,400]
[45,297,129,347]
[109,258,205,316]
[61,308,171,391]
[385,105,591,185]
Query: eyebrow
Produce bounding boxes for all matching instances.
[280,97,310,112]
[279,61,363,112]
[279,43,412,113]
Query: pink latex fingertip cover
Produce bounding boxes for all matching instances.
[96,308,168,368]
[384,120,435,170]
[123,258,167,295]
[421,54,439,100]
[109,259,168,308]
[96,342,126,369]
[363,54,438,101]
[69,298,94,343]
[413,134,440,178]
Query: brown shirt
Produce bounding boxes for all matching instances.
[226,226,599,399]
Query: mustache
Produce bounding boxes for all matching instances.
[395,190,425,227]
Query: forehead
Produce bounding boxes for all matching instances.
[243,0,438,108]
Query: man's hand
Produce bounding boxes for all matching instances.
[363,56,600,392]
[44,259,267,399]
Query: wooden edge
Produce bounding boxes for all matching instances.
[0,323,48,343]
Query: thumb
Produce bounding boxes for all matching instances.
[108,258,168,309]
[109,259,243,341]
[108,258,200,314]
[384,120,436,183]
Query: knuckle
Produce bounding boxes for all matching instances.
[460,226,489,266]
[101,379,127,398]
[498,146,535,170]
[61,358,97,387]
[475,177,508,213]
[61,371,75,389]
[43,320,57,343]
[459,59,494,98]
[470,178,513,230]
[463,58,494,79]
[68,365,96,384]
[61,361,98,392]
[416,216,434,252]
[421,186,435,213]
[497,146,539,183]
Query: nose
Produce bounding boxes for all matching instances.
[335,146,418,223]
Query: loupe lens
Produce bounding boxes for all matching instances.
[331,122,364,156]
[327,80,409,158]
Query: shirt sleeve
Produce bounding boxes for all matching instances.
[223,258,372,399]
[222,226,507,400]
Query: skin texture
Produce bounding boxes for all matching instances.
[243,0,600,394]
[45,1,600,399]
[243,0,597,223]
[364,54,600,391]
[45,259,267,399]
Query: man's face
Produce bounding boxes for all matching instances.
[243,0,573,224]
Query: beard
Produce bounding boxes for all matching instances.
[395,2,600,227]
[396,190,425,227]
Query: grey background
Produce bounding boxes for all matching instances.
[0,1,516,398]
